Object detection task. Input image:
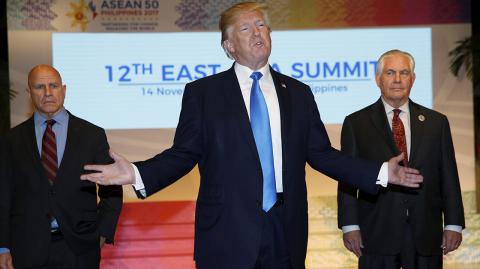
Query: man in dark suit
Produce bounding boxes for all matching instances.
[80,3,423,269]
[337,49,465,269]
[0,65,123,269]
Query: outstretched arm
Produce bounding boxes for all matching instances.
[81,82,202,195]
[305,87,422,192]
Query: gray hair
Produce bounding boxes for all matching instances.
[376,49,415,75]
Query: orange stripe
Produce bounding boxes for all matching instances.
[42,154,57,166]
[42,144,56,156]
[42,163,57,178]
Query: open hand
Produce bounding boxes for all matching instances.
[80,150,135,185]
[387,154,423,187]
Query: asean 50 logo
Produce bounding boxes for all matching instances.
[66,0,97,31]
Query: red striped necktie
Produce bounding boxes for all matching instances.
[41,119,58,183]
[392,109,408,167]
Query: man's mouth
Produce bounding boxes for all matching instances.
[253,40,263,47]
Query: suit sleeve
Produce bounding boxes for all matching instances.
[337,116,360,228]
[134,82,202,196]
[439,117,465,228]
[95,130,123,244]
[305,88,381,194]
[0,135,12,248]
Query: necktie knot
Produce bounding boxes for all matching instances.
[393,109,401,117]
[250,71,263,82]
[46,119,56,127]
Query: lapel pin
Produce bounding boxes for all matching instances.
[418,115,425,122]
[281,83,286,88]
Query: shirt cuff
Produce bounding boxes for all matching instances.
[0,248,10,254]
[376,162,388,187]
[444,225,463,233]
[342,225,360,233]
[131,164,147,198]
[131,164,145,190]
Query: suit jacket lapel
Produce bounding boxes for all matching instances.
[56,112,80,182]
[408,100,424,166]
[24,117,51,186]
[369,98,398,155]
[222,66,262,167]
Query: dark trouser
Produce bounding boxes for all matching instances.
[33,233,100,269]
[359,222,442,269]
[254,195,293,269]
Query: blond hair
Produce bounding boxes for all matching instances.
[219,1,270,59]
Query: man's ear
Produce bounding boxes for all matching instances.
[374,74,381,88]
[223,40,234,54]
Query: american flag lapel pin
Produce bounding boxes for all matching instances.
[281,82,286,88]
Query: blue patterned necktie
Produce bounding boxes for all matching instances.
[250,72,277,212]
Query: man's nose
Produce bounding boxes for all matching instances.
[45,86,53,95]
[394,72,401,82]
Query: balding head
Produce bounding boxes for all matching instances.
[28,64,63,88]
[27,64,66,118]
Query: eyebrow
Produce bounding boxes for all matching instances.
[32,82,60,87]
[386,68,410,72]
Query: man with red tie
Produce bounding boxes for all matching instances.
[337,50,465,269]
[0,65,122,269]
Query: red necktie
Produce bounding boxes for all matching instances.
[392,109,408,167]
[41,119,58,183]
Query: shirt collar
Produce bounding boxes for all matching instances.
[34,108,68,128]
[234,62,272,85]
[381,98,410,115]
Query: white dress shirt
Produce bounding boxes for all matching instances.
[234,62,283,192]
